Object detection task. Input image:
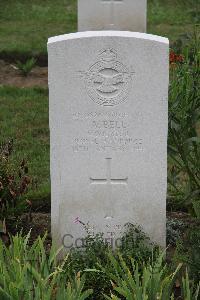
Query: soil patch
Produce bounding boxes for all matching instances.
[7,213,51,247]
[6,211,200,245]
[0,60,48,88]
[2,210,199,254]
[167,211,200,228]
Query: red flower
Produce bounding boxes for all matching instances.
[176,54,184,62]
[170,50,176,63]
[170,50,184,64]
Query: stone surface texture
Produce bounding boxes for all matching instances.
[48,31,169,249]
[78,0,147,32]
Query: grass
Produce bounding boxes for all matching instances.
[0,86,50,204]
[0,0,77,60]
[0,0,199,60]
[148,0,199,39]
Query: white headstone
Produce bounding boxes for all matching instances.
[78,0,147,32]
[48,31,169,250]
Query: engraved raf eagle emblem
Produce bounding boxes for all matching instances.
[82,49,134,106]
[93,73,125,94]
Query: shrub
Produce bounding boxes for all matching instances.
[68,232,112,300]
[168,34,200,215]
[0,140,31,226]
[174,226,200,284]
[119,223,158,265]
[166,218,186,246]
[67,223,157,299]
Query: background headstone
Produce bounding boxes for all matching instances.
[48,31,169,250]
[78,0,147,32]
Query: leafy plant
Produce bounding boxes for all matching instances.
[0,140,31,224]
[0,232,93,299]
[119,223,158,265]
[102,252,176,299]
[67,223,157,299]
[168,33,200,215]
[174,227,200,284]
[193,200,200,219]
[0,87,50,204]
[16,57,37,76]
[182,271,200,300]
[166,218,185,246]
[68,231,111,300]
[101,252,199,300]
[1,231,200,299]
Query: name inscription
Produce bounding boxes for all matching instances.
[71,111,144,153]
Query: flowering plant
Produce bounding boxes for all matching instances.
[170,50,184,65]
[0,140,32,224]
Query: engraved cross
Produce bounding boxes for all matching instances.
[90,158,128,219]
[101,0,123,28]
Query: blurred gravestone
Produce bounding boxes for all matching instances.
[78,0,147,32]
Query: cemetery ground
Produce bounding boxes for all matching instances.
[0,0,199,62]
[0,0,200,299]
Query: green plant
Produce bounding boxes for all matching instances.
[1,231,200,300]
[193,200,200,219]
[119,223,158,265]
[166,218,185,246]
[0,232,93,299]
[68,230,111,300]
[0,86,50,205]
[101,252,200,300]
[168,33,200,215]
[0,140,31,224]
[182,272,200,300]
[67,222,157,299]
[16,57,37,76]
[102,252,177,299]
[174,227,200,284]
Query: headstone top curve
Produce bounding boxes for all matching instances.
[48,31,169,45]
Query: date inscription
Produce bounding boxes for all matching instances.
[71,111,143,153]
